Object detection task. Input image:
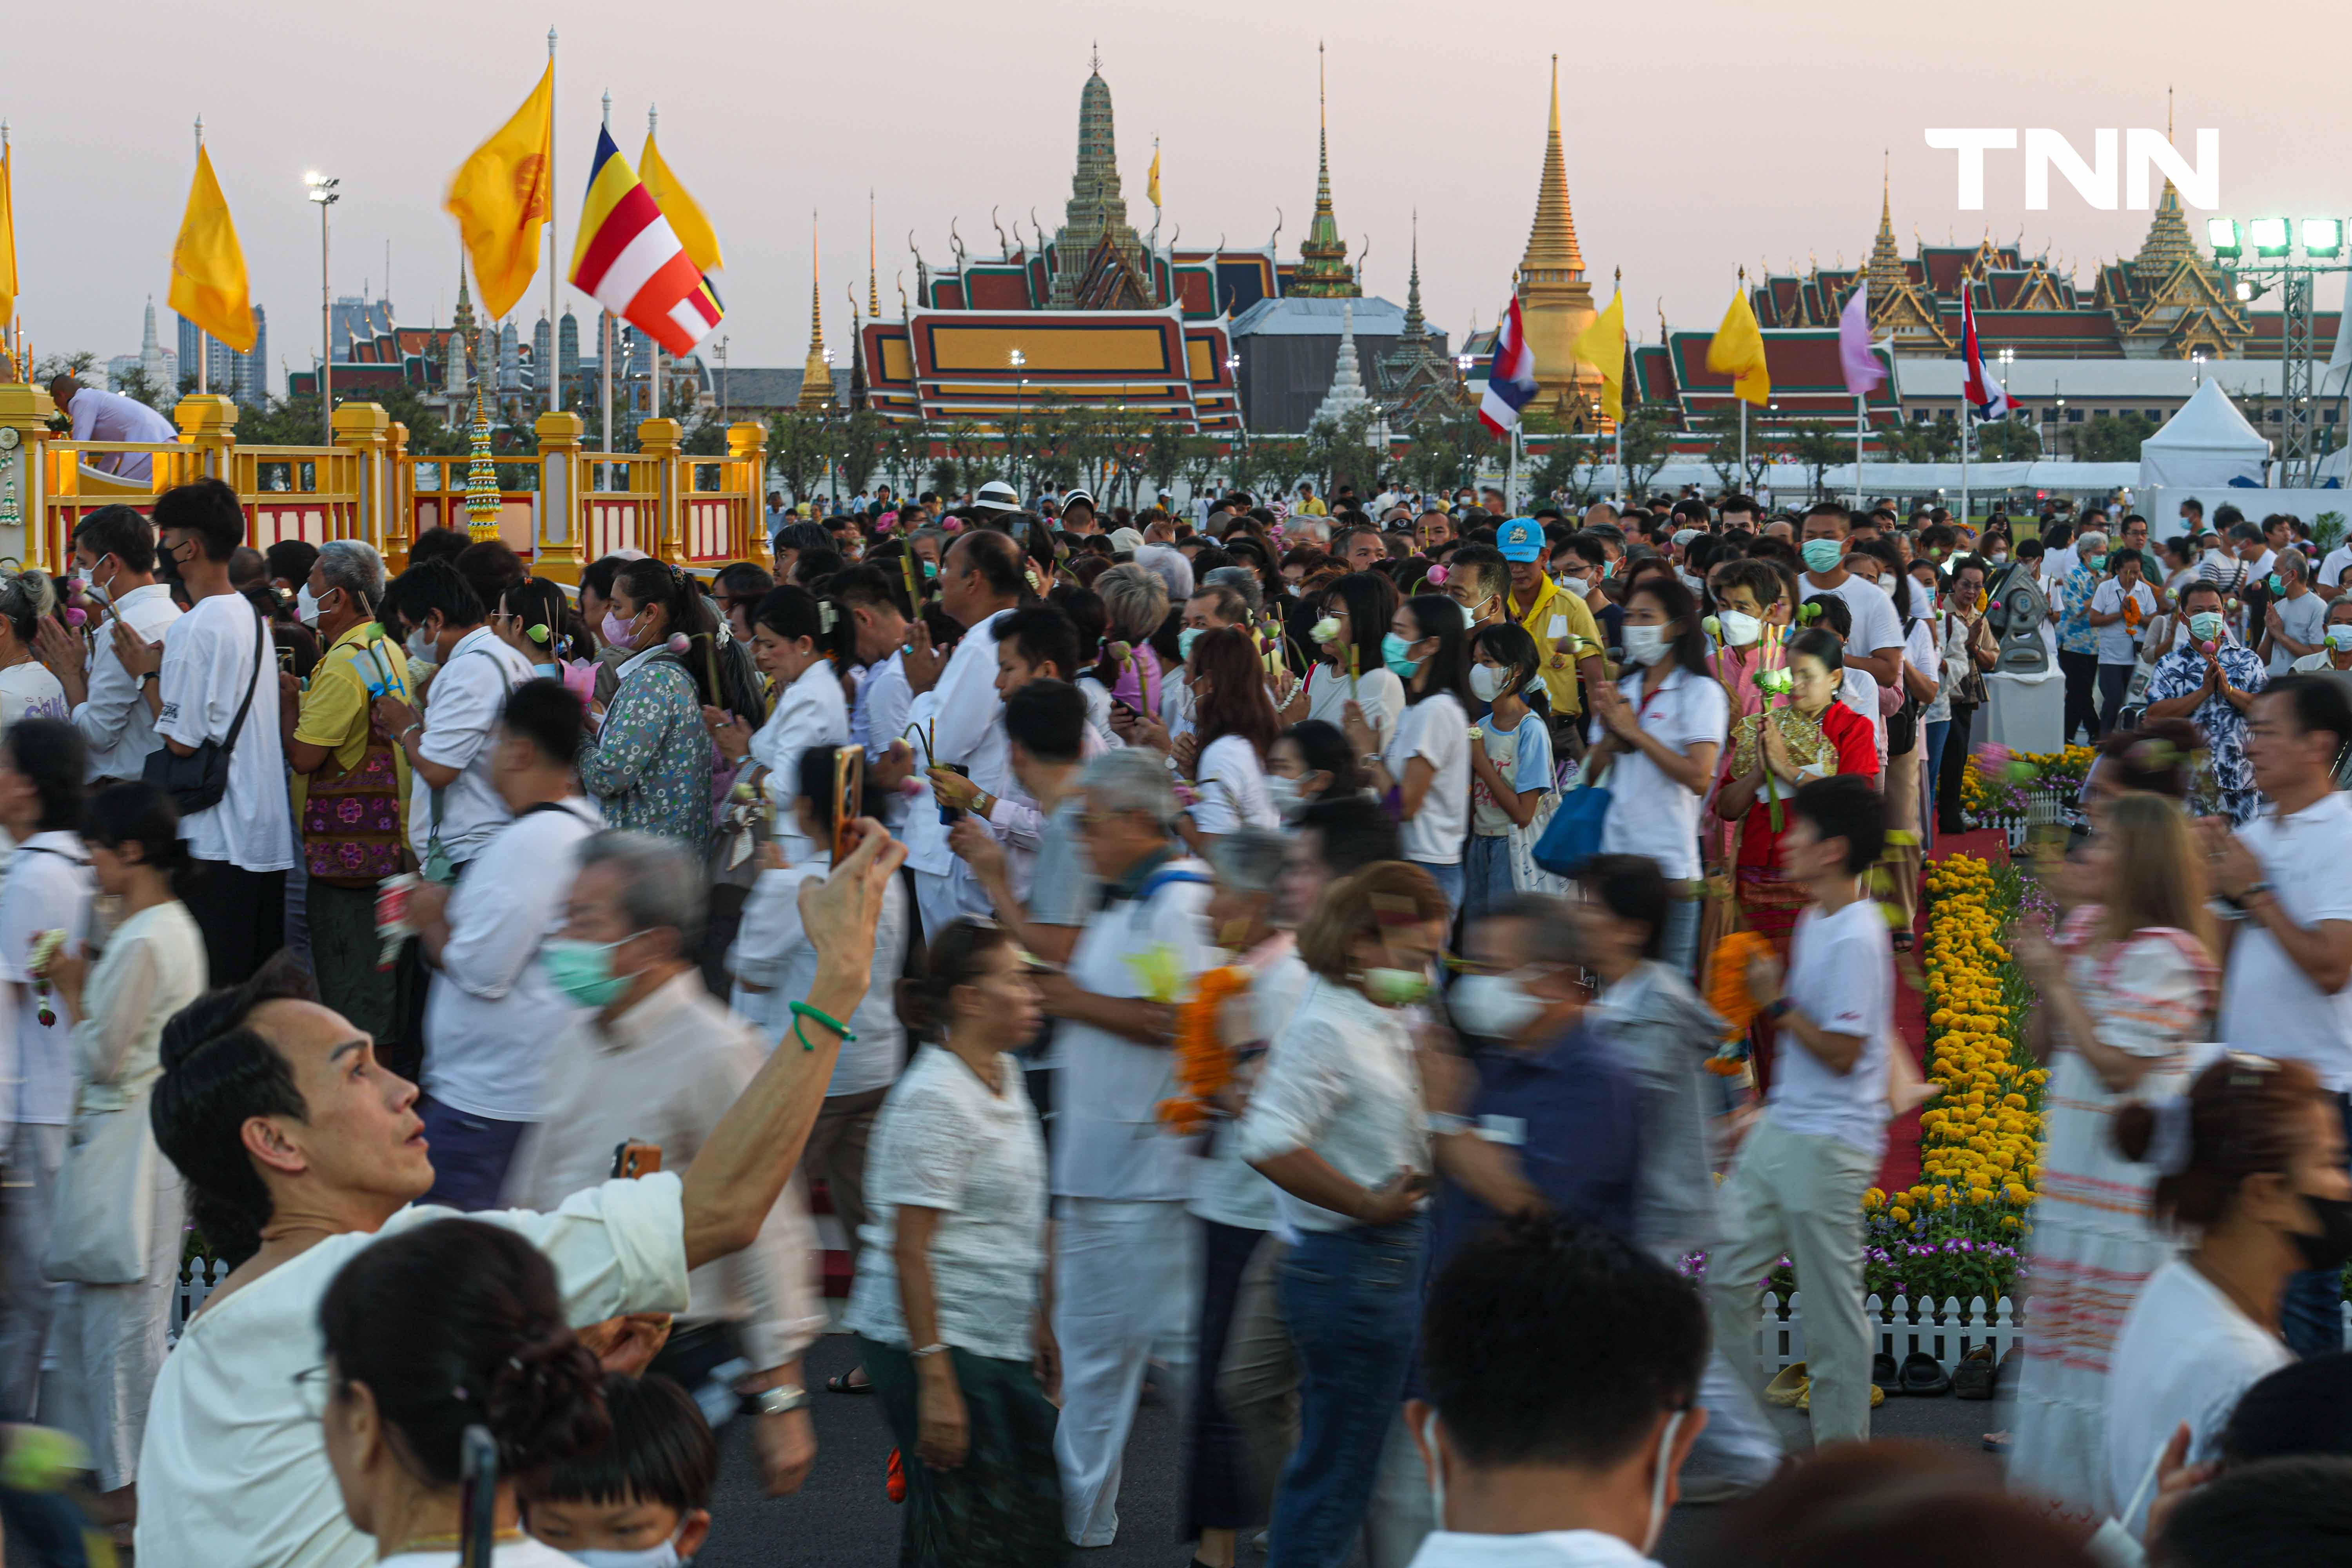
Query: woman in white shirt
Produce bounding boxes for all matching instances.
[1178,627,1281,847]
[1237,861,1451,1568]
[31,781,206,1512]
[708,585,850,864]
[1343,593,1475,916]
[845,919,1061,1568]
[0,570,70,740]
[315,1218,607,1567]
[1284,573,1405,746]
[2103,1054,2352,1536]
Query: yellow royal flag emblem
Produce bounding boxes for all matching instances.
[168,146,256,354]
[445,62,555,321]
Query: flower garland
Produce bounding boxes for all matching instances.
[1159,965,1251,1132]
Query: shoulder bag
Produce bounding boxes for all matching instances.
[301,640,409,888]
[1532,752,1612,878]
[142,603,265,816]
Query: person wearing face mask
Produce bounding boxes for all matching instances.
[1281,573,1406,747]
[37,506,183,787]
[2286,596,2352,695]
[2258,547,2325,678]
[2056,530,2112,746]
[1343,595,1477,916]
[1406,1216,1709,1568]
[1794,503,1905,692]
[282,540,411,1050]
[1441,546,1511,639]
[1585,579,1728,978]
[521,1372,719,1568]
[1266,719,1363,823]
[1237,860,1449,1568]
[1462,624,1559,926]
[2105,1054,2352,1536]
[2142,580,2268,824]
[374,558,535,883]
[1494,521,1606,747]
[706,585,848,864]
[1695,559,1788,964]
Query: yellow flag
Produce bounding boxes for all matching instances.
[0,143,18,332]
[1147,145,1161,207]
[1571,291,1626,423]
[445,62,554,321]
[639,131,723,275]
[168,147,255,354]
[1706,286,1769,407]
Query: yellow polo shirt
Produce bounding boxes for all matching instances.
[291,621,412,817]
[1508,575,1605,717]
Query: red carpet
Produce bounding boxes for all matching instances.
[1875,829,2013,1194]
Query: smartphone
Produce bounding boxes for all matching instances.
[458,1425,498,1568]
[276,644,296,674]
[832,744,866,861]
[610,1140,663,1180]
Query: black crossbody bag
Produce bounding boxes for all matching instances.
[143,604,265,815]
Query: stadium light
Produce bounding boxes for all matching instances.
[2249,217,2292,257]
[2301,218,2344,259]
[2207,218,2240,258]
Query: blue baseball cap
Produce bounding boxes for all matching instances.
[1496,517,1545,563]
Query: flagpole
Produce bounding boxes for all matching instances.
[548,27,561,415]
[194,116,208,396]
[600,90,613,453]
[1960,405,1971,530]
[1853,394,1863,511]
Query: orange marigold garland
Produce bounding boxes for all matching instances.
[1160,965,1251,1132]
[1700,929,1775,1075]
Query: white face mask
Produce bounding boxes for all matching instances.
[1557,573,1591,598]
[1716,610,1762,647]
[1448,970,1547,1038]
[1622,623,1671,667]
[1266,773,1305,819]
[295,584,324,628]
[570,1532,686,1568]
[405,624,437,664]
[1467,662,1519,703]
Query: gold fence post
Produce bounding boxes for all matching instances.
[330,401,391,549]
[535,411,586,573]
[0,383,56,570]
[383,421,412,573]
[637,417,683,565]
[729,420,773,568]
[172,394,239,481]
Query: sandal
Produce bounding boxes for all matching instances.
[1953,1344,1997,1400]
[1898,1350,1953,1397]
[1872,1352,1902,1396]
[828,1368,873,1395]
[1763,1362,1809,1408]
[1796,1379,1885,1411]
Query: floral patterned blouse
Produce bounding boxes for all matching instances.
[2145,638,2269,825]
[577,649,713,857]
[2058,563,2104,657]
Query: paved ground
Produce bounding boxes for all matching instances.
[697,1332,2012,1567]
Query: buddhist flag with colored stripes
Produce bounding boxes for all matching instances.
[569,127,722,355]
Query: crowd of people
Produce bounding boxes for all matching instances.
[0,472,2347,1568]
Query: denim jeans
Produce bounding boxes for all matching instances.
[1460,835,1515,930]
[1268,1217,1428,1568]
[1662,893,1702,981]
[1410,860,1464,925]
[1924,719,1951,842]
[414,1093,533,1212]
[2096,662,2134,737]
[2281,1093,2352,1357]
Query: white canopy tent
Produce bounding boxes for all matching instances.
[2138,379,2271,488]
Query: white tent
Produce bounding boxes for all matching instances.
[2138,379,2270,487]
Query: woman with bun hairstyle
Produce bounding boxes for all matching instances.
[843,918,1062,1566]
[576,559,741,856]
[316,1218,610,1564]
[2102,1054,2352,1535]
[27,781,204,1518]
[706,585,850,862]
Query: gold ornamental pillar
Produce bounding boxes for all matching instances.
[173,394,240,481]
[330,401,392,548]
[729,420,772,567]
[535,411,586,573]
[384,421,413,572]
[637,417,683,564]
[0,383,57,570]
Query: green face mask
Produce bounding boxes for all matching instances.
[540,936,634,1009]
[1362,965,1434,1007]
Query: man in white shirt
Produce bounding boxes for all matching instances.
[50,377,180,483]
[1034,750,1215,1546]
[837,565,912,763]
[372,557,535,877]
[402,679,600,1210]
[112,479,296,985]
[1795,503,1904,688]
[2205,674,2352,1357]
[1405,1218,1707,1568]
[136,819,904,1568]
[2260,548,2327,677]
[1708,775,1892,1446]
[36,505,183,782]
[511,829,828,1497]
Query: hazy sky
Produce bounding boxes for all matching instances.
[12,0,2344,396]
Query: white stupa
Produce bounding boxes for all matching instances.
[1311,299,1371,428]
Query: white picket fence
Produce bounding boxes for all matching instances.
[1737,1291,2028,1377]
[171,1257,228,1340]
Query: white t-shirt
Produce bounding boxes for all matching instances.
[380,1544,583,1568]
[1191,734,1279,835]
[72,580,183,782]
[1591,667,1726,881]
[0,831,95,1127]
[2267,588,2328,676]
[750,657,853,861]
[1476,709,1555,837]
[2319,544,2352,593]
[1305,660,1406,747]
[156,591,294,871]
[419,799,601,1120]
[1808,573,1905,661]
[0,659,68,736]
[2216,792,2352,1091]
[2089,579,2158,665]
[1403,1529,1661,1568]
[134,1176,690,1568]
[2106,1259,2293,1536]
[844,1045,1049,1361]
[1767,898,1892,1156]
[730,853,909,1097]
[409,626,535,867]
[1389,691,1471,867]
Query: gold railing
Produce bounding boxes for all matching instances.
[226,445,365,553]
[36,440,207,576]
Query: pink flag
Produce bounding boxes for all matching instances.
[1838,279,1885,396]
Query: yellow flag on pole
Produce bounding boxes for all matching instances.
[1706,286,1770,407]
[1147,143,1161,207]
[639,130,724,275]
[0,141,18,331]
[444,62,554,320]
[1571,290,1626,423]
[168,146,256,354]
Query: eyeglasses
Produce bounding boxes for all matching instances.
[293,1364,336,1419]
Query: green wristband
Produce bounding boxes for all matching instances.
[788,1000,857,1053]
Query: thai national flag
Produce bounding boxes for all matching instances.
[1479,295,1540,436]
[1959,287,2013,419]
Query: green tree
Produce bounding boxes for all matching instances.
[1697,406,1777,493]
[1972,416,2043,463]
[943,419,995,497]
[2073,412,2156,464]
[1881,417,1959,464]
[766,411,829,504]
[1179,435,1224,506]
[1145,421,1188,505]
[832,408,888,496]
[1618,405,1675,497]
[1784,420,1851,501]
[1302,405,1385,498]
[111,364,171,410]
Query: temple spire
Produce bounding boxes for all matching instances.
[1399,211,1426,343]
[1517,53,1585,279]
[1291,41,1358,297]
[868,191,881,316]
[799,212,832,410]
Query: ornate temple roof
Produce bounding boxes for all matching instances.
[1290,44,1359,298]
[799,214,833,409]
[1047,60,1147,308]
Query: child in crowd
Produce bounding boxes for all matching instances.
[522,1373,719,1567]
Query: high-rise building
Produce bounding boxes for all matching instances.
[499,319,521,393]
[533,314,554,401]
[244,306,268,405]
[176,309,263,403]
[177,314,202,389]
[558,308,580,396]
